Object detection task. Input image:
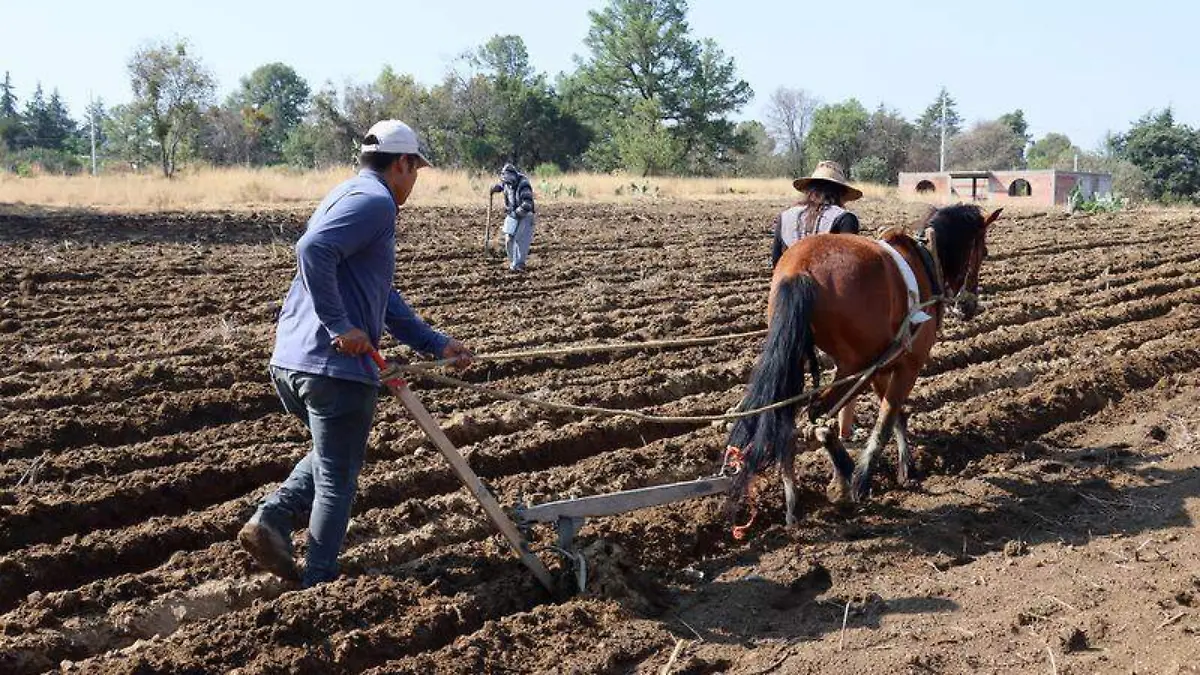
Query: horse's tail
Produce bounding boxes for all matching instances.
[726,274,820,508]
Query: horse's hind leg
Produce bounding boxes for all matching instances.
[814,425,852,503]
[851,364,919,502]
[893,410,917,487]
[781,450,800,526]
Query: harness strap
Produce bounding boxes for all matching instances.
[875,239,933,351]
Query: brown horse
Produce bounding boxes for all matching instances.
[726,204,1002,526]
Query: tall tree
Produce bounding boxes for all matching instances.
[805,99,869,173]
[764,86,818,177]
[1026,132,1076,169]
[998,109,1031,145]
[1110,108,1200,202]
[472,35,535,85]
[948,121,1025,170]
[858,105,915,184]
[729,119,781,177]
[21,84,51,149]
[568,0,752,173]
[230,63,310,163]
[917,87,962,139]
[127,38,216,177]
[0,71,21,150]
[45,90,78,151]
[103,102,157,169]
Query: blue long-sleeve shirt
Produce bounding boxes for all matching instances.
[270,169,449,385]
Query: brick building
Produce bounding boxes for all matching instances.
[897,170,1112,208]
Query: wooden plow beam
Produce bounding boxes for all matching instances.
[371,351,556,594]
[373,350,734,594]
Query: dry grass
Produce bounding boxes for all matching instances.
[0,166,900,211]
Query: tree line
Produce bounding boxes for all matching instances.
[0,0,1196,202]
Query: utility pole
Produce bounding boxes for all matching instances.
[89,92,97,176]
[938,89,947,172]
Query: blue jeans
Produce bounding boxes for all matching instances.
[256,366,378,586]
[503,214,534,270]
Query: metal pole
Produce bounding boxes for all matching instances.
[939,89,946,172]
[89,93,97,176]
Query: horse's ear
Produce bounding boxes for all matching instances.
[984,208,1003,226]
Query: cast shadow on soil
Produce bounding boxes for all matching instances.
[846,437,1199,564]
[659,561,960,646]
[629,434,1195,645]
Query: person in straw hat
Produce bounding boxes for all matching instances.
[770,160,862,266]
[770,160,864,443]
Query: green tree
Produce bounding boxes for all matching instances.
[948,121,1025,170]
[614,97,681,176]
[999,110,1030,143]
[728,120,781,177]
[45,90,78,151]
[103,102,157,169]
[805,99,869,172]
[472,34,535,84]
[229,63,310,163]
[998,109,1031,166]
[568,0,751,173]
[861,105,914,184]
[1026,132,1076,169]
[0,71,22,150]
[1110,108,1200,202]
[20,84,50,149]
[917,87,962,139]
[851,156,890,184]
[127,38,216,177]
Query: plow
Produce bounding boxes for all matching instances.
[371,350,739,594]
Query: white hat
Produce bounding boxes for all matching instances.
[361,120,432,168]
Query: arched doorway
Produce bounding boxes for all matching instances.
[916,180,936,194]
[1008,178,1032,197]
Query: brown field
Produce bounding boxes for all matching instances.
[1,198,1199,674]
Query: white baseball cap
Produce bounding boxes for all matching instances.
[361,119,432,168]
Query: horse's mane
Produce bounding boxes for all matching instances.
[925,204,985,287]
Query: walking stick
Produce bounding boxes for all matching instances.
[482,193,494,258]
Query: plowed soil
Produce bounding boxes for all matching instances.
[1,199,1199,674]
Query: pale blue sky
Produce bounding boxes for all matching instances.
[1,0,1192,149]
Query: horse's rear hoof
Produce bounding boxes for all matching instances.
[850,471,872,503]
[826,477,851,504]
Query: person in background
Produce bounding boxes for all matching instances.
[490,163,536,272]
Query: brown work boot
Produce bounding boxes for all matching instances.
[238,518,300,582]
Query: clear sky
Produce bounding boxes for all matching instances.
[1,0,1193,149]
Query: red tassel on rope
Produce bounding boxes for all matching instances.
[725,445,757,540]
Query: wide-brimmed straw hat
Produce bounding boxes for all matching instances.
[793,161,862,202]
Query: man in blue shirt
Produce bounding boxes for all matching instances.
[239,119,472,587]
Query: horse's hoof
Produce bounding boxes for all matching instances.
[826,478,851,504]
[850,472,872,503]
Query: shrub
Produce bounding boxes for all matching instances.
[533,163,563,179]
[851,156,890,185]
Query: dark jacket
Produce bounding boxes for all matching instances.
[490,173,535,218]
